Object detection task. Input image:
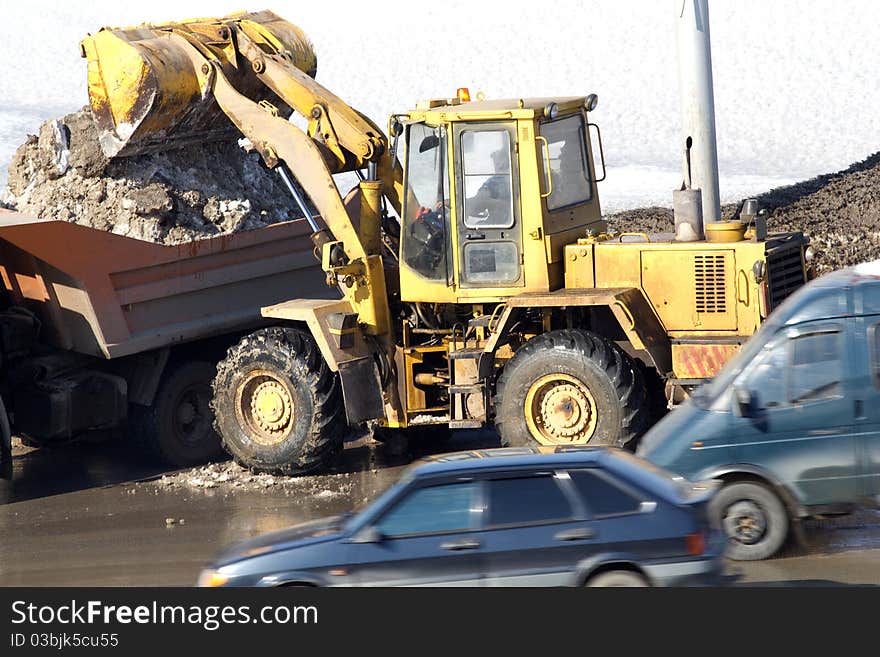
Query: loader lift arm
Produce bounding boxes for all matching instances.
[82,11,404,265]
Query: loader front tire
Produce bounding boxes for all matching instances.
[211,328,345,476]
[495,329,648,449]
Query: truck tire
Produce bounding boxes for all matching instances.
[211,327,345,476]
[495,329,648,449]
[130,361,225,467]
[0,396,12,504]
[710,481,789,561]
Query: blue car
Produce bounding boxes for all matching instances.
[198,447,724,587]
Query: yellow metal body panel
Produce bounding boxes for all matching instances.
[641,249,737,331]
[672,342,742,379]
[261,298,363,371]
[568,236,769,340]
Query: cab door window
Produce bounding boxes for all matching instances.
[455,123,523,288]
[462,130,514,229]
[788,331,842,403]
[742,327,843,407]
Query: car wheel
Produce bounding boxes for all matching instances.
[586,570,649,587]
[710,482,789,561]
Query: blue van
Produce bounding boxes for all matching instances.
[637,262,880,560]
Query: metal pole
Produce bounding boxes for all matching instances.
[277,166,320,233]
[675,0,721,225]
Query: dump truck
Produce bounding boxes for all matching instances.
[0,209,326,487]
[58,8,811,478]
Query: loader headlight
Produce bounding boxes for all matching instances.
[805,245,815,262]
[752,260,767,283]
[585,93,598,111]
[544,102,559,119]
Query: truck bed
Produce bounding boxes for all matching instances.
[0,210,330,358]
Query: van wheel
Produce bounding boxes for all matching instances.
[495,330,648,449]
[212,328,345,476]
[131,361,225,467]
[710,482,789,561]
[586,570,649,587]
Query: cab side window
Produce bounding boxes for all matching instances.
[788,331,842,403]
[744,328,843,407]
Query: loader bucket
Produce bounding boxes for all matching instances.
[80,10,317,158]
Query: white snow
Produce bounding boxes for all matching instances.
[1,0,878,213]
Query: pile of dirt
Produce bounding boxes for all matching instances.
[1,107,299,244]
[607,152,880,275]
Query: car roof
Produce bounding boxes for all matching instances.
[408,445,618,478]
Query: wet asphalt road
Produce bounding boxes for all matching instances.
[1,431,879,587]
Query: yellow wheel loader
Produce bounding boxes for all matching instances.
[81,10,810,474]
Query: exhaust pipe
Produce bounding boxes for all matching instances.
[674,0,720,240]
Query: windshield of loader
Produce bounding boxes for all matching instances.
[402,123,450,281]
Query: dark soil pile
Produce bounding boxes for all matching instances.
[607,152,880,275]
[1,107,298,244]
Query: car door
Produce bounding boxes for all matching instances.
[479,471,594,586]
[732,319,860,506]
[347,479,485,586]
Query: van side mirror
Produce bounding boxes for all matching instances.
[351,526,384,544]
[732,386,756,418]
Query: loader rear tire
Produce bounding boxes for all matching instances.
[130,360,225,467]
[211,327,345,476]
[495,329,648,449]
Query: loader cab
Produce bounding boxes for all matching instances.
[398,97,606,304]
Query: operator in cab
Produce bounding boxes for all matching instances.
[465,148,512,226]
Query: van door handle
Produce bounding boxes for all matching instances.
[440,538,481,551]
[855,399,865,419]
[554,527,596,541]
[465,233,486,240]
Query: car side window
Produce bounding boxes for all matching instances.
[567,469,642,517]
[788,330,842,403]
[486,475,573,527]
[375,482,479,537]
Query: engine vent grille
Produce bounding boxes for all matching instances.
[694,254,727,313]
[767,246,806,310]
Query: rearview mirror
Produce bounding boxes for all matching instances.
[732,386,756,418]
[419,135,440,153]
[351,526,384,544]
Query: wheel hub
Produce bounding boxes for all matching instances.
[236,372,295,445]
[724,500,767,545]
[524,374,598,444]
